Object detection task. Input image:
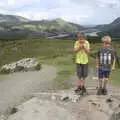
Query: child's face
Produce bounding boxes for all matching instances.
[103,40,110,47]
[78,36,85,44]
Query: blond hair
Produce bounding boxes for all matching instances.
[101,36,112,43]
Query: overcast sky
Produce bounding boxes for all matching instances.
[0,0,120,25]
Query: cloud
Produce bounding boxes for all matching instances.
[0,0,120,24]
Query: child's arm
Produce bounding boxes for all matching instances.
[96,57,99,69]
[111,56,116,71]
[83,45,90,54]
[82,42,90,54]
[73,43,83,53]
[96,50,100,69]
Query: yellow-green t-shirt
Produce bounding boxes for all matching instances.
[74,40,90,64]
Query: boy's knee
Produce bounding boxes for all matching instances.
[99,78,103,81]
[104,78,109,81]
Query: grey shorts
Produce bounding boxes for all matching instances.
[76,64,88,78]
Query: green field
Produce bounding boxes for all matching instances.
[0,38,120,89]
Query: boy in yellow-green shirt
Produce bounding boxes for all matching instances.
[73,32,90,95]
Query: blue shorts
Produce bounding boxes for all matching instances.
[98,69,111,78]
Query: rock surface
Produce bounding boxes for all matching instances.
[7,98,76,120]
[5,90,120,120]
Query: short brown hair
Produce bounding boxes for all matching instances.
[77,32,85,39]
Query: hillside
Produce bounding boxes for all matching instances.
[0,14,84,39]
[24,18,84,33]
[95,17,120,37]
[0,14,29,23]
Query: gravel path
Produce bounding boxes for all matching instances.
[0,65,57,115]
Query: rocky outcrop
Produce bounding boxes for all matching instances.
[7,97,76,120]
[0,58,41,74]
[5,89,120,120]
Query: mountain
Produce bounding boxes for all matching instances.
[23,18,84,33]
[0,14,84,33]
[0,14,85,39]
[95,17,120,37]
[0,14,29,23]
[0,14,30,32]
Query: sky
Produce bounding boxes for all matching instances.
[0,0,120,25]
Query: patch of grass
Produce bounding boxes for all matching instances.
[42,55,76,90]
[38,54,76,90]
[111,69,120,86]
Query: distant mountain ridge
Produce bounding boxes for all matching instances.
[0,13,120,39]
[0,14,29,23]
[0,14,85,39]
[25,18,84,33]
[95,17,120,37]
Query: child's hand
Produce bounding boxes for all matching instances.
[111,67,115,71]
[79,44,84,49]
[77,44,84,51]
[96,65,99,69]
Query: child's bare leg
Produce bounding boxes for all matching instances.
[102,77,109,95]
[80,77,84,87]
[82,77,87,93]
[82,77,86,84]
[97,78,103,95]
[103,78,109,89]
[77,77,82,88]
[77,77,85,87]
[75,77,83,93]
[99,78,103,88]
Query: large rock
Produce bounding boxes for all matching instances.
[7,97,76,120]
[2,88,120,120]
[0,58,41,74]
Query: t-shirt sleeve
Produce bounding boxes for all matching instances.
[86,42,90,50]
[74,41,79,49]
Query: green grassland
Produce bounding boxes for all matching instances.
[0,38,120,89]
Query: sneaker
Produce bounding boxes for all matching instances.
[77,86,87,95]
[97,87,102,95]
[82,86,87,93]
[74,87,81,94]
[102,88,108,95]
